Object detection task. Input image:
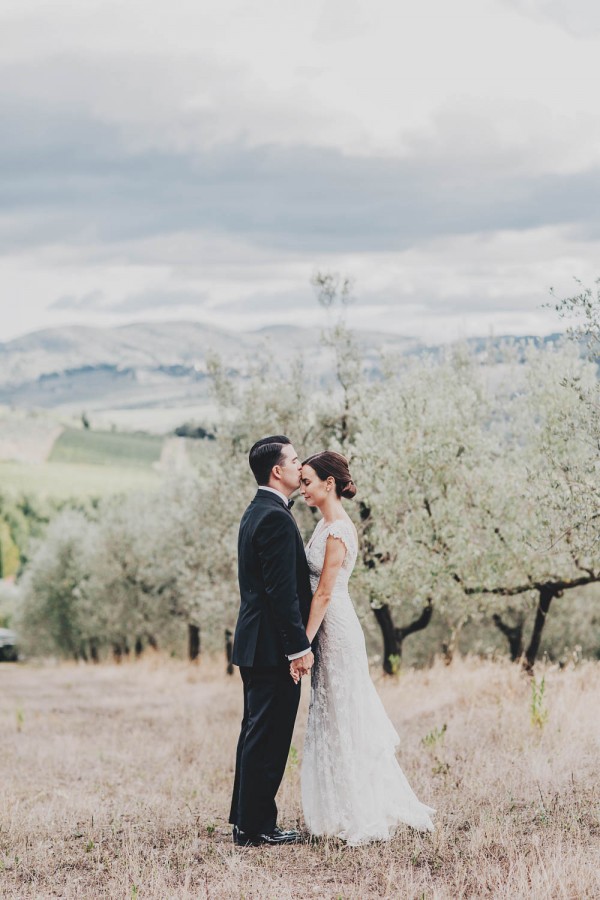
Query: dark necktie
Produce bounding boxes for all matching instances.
[287,499,295,510]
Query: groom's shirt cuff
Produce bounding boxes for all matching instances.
[287,646,311,660]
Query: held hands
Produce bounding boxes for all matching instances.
[290,650,314,684]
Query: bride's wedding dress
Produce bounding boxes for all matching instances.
[301,518,435,845]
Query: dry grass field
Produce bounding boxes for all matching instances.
[1,657,599,899]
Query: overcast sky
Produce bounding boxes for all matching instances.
[2,0,600,343]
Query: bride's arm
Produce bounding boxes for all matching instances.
[305,536,346,643]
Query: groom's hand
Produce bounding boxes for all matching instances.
[290,650,314,682]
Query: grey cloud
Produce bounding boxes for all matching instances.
[109,289,209,313]
[219,284,547,320]
[357,290,545,317]
[2,66,600,259]
[50,290,105,311]
[217,290,310,315]
[500,0,600,36]
[419,292,545,316]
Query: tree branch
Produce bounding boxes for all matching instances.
[395,597,433,641]
[460,572,599,597]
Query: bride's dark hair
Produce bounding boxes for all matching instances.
[302,451,357,499]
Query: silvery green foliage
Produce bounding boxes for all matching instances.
[549,281,600,556]
[521,342,599,562]
[207,351,318,450]
[74,493,183,651]
[18,471,239,657]
[16,314,600,661]
[158,464,242,642]
[16,341,342,658]
[0,579,20,630]
[206,347,343,523]
[352,349,493,635]
[18,509,95,657]
[351,342,599,640]
[551,277,600,356]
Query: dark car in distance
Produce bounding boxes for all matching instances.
[0,628,18,662]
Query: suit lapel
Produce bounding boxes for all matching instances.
[253,490,304,542]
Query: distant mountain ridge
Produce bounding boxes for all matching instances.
[0,322,258,386]
[0,321,564,431]
[0,321,420,390]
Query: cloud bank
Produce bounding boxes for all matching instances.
[1,0,600,342]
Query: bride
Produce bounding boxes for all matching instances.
[294,450,435,845]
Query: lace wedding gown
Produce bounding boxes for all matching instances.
[301,517,435,845]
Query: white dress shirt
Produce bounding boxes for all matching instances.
[257,486,311,661]
[258,485,291,506]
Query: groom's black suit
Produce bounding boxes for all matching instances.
[229,489,312,836]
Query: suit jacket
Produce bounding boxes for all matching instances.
[232,490,312,668]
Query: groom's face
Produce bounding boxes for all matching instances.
[274,444,302,496]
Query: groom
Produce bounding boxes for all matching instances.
[229,435,314,847]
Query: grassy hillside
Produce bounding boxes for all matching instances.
[0,426,166,499]
[0,423,215,500]
[0,460,161,499]
[49,427,163,468]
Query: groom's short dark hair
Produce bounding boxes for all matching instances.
[249,435,291,486]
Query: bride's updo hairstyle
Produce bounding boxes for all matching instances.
[302,451,357,500]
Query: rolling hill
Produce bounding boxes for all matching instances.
[0,322,421,430]
[0,321,563,433]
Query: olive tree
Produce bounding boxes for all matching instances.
[351,349,493,670]
[19,510,95,659]
[353,341,600,672]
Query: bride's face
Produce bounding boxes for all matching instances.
[300,464,332,508]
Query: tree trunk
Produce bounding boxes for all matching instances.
[89,640,99,663]
[134,636,144,658]
[225,628,234,675]
[372,599,434,674]
[188,623,201,662]
[441,623,464,665]
[147,635,158,651]
[113,643,123,663]
[492,613,525,661]
[523,586,558,673]
[372,604,402,674]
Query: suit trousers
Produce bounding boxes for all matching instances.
[229,665,301,835]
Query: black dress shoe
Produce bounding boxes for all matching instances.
[233,825,261,846]
[259,826,301,845]
[233,825,301,847]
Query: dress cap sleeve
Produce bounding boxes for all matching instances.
[325,520,354,554]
